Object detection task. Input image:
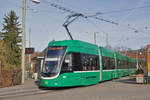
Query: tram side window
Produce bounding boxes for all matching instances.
[102,56,115,70]
[61,52,100,72]
[123,61,126,69]
[61,52,83,73]
[133,63,135,68]
[128,61,130,69]
[134,62,136,68]
[126,61,129,69]
[111,58,115,69]
[81,54,99,71]
[94,56,100,70]
[123,61,128,69]
[72,53,82,71]
[121,60,124,69]
[127,61,129,69]
[132,62,136,68]
[81,54,89,71]
[61,53,74,73]
[117,60,121,69]
[131,62,134,68]
[134,63,136,68]
[71,53,100,71]
[71,52,99,71]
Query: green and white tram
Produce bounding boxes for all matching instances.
[40,40,136,87]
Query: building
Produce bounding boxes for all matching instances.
[25,49,45,79]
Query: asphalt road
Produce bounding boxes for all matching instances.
[2,77,150,100]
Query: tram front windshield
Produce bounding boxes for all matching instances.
[42,46,66,77]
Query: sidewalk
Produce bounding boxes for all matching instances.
[0,79,38,92]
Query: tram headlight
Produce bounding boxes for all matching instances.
[55,81,58,85]
[45,80,48,84]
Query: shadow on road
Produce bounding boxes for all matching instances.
[34,80,86,90]
[34,80,40,87]
[112,77,137,84]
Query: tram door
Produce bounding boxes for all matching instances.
[62,53,82,86]
[98,48,102,82]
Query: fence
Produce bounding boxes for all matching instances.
[0,68,21,88]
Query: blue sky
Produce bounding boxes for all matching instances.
[0,0,150,51]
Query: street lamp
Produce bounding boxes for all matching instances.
[32,0,40,3]
[21,0,40,84]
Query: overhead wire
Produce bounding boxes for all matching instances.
[42,0,76,14]
[119,0,145,24]
[42,0,120,26]
[5,0,150,35]
[94,4,150,15]
[6,0,149,49]
[41,0,150,36]
[85,18,122,47]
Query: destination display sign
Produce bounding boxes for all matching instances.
[25,48,34,54]
[49,47,64,50]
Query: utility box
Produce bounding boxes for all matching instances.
[148,72,150,77]
[136,74,144,84]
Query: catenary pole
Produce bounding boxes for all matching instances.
[21,0,26,84]
[21,0,40,84]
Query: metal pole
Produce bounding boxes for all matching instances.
[94,32,99,44]
[28,28,31,78]
[94,32,96,44]
[136,51,139,69]
[21,0,26,84]
[106,33,109,48]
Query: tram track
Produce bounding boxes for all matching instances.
[0,85,83,100]
[0,87,56,100]
[0,88,41,96]
[0,87,37,93]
